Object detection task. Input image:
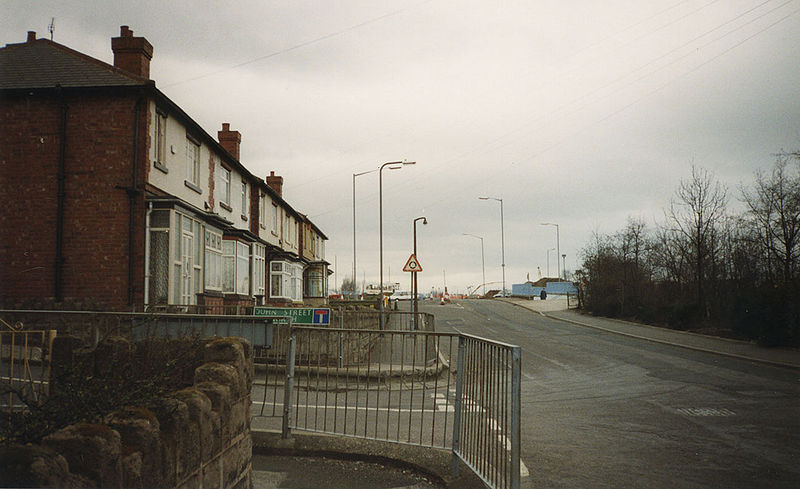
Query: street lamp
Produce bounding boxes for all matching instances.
[353,168,378,299]
[380,160,415,329]
[412,216,427,329]
[463,233,486,297]
[546,247,556,278]
[479,196,505,296]
[541,223,560,280]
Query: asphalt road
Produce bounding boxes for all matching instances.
[425,299,800,489]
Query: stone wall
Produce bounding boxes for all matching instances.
[0,337,253,489]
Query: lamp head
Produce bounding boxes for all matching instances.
[423,217,428,225]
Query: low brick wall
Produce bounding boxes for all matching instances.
[0,337,253,489]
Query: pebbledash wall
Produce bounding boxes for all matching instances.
[1,337,254,489]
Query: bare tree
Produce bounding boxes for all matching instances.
[742,152,800,283]
[668,166,728,316]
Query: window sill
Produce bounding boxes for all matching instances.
[154,161,168,174]
[219,202,232,212]
[184,180,203,194]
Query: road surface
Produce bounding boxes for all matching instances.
[427,299,800,489]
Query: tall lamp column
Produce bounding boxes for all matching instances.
[541,223,560,280]
[479,197,505,296]
[379,160,415,329]
[413,216,427,329]
[353,169,377,299]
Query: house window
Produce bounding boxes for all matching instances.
[252,243,266,297]
[185,137,200,187]
[271,204,278,234]
[270,261,303,301]
[305,266,324,298]
[204,229,223,290]
[284,215,291,244]
[172,213,202,305]
[241,181,248,218]
[217,162,231,207]
[154,109,167,172]
[222,239,252,296]
[259,194,267,229]
[222,241,235,293]
[236,242,250,295]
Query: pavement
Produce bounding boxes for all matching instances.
[253,296,800,489]
[499,295,800,370]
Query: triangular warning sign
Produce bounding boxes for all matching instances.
[403,254,423,272]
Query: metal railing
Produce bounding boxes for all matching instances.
[282,327,457,448]
[1,319,56,414]
[452,334,521,489]
[1,309,520,489]
[254,325,522,489]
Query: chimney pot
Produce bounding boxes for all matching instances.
[218,123,241,161]
[266,172,284,197]
[111,25,153,78]
[27,31,36,43]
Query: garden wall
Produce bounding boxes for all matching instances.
[0,337,253,489]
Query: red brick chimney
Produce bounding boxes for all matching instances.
[266,171,283,197]
[111,26,153,79]
[218,123,241,160]
[27,31,36,43]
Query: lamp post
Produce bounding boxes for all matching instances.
[380,160,415,329]
[562,253,567,281]
[479,196,505,296]
[353,169,377,299]
[463,233,486,297]
[546,247,556,278]
[412,216,427,329]
[541,223,560,280]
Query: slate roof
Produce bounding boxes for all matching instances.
[0,38,147,90]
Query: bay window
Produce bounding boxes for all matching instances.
[270,260,303,301]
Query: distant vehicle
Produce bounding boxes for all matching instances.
[391,291,413,301]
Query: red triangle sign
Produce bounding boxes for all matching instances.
[403,254,422,272]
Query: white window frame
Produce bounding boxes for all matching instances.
[236,242,250,295]
[259,193,267,229]
[204,228,223,291]
[217,161,231,206]
[221,239,252,296]
[171,212,203,305]
[241,181,248,218]
[252,243,266,297]
[186,137,200,186]
[271,204,279,235]
[269,260,303,301]
[154,109,166,168]
[222,240,235,293]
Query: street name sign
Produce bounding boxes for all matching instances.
[253,307,331,325]
[403,254,422,272]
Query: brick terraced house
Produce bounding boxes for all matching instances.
[0,27,329,311]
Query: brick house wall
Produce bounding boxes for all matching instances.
[0,89,148,310]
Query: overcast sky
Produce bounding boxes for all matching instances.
[6,1,800,294]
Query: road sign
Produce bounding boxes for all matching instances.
[253,307,331,325]
[403,254,422,272]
